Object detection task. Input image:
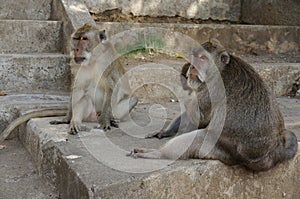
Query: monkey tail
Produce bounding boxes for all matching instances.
[283,130,298,160]
[0,108,67,142]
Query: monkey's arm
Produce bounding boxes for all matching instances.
[146,112,190,139]
[0,108,67,142]
[97,87,114,131]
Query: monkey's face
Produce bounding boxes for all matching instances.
[70,24,107,66]
[185,53,209,90]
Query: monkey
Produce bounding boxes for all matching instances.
[50,23,138,134]
[129,39,298,171]
[145,61,210,139]
[0,24,138,141]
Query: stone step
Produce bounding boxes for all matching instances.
[124,57,300,102]
[17,99,300,198]
[0,53,70,93]
[97,22,300,54]
[0,20,63,53]
[0,0,52,20]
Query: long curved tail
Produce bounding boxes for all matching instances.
[0,108,67,142]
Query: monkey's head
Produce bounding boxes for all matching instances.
[70,23,107,65]
[185,39,230,90]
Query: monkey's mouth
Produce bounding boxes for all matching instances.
[74,57,86,64]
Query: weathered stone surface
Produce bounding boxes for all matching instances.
[85,0,241,22]
[253,63,300,96]
[241,0,300,26]
[0,20,63,53]
[0,54,70,92]
[18,100,300,199]
[0,0,52,20]
[97,22,300,54]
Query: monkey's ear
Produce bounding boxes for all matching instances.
[220,51,230,65]
[99,30,107,43]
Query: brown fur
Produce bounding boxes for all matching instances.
[50,23,137,134]
[131,39,298,171]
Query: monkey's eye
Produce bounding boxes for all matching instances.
[80,37,88,40]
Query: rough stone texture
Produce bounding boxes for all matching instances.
[0,93,69,139]
[0,140,59,199]
[253,63,300,96]
[85,0,241,22]
[0,20,63,54]
[0,0,52,20]
[97,22,300,54]
[18,99,300,199]
[50,0,96,53]
[0,54,71,93]
[241,0,300,26]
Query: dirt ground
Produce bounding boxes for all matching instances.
[0,140,59,199]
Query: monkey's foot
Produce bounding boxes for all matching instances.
[69,122,91,135]
[126,148,146,158]
[126,148,158,159]
[95,118,119,131]
[110,119,119,128]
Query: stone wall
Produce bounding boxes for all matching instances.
[241,0,300,26]
[84,0,300,25]
[84,0,241,22]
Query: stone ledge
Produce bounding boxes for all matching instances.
[18,101,300,199]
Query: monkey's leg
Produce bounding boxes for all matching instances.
[97,88,114,131]
[69,96,93,134]
[245,130,298,171]
[112,95,138,121]
[131,129,236,162]
[131,130,200,159]
[282,130,298,160]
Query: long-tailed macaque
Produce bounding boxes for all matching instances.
[50,23,138,134]
[129,39,298,171]
[0,24,137,141]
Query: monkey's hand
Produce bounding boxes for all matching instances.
[145,131,165,139]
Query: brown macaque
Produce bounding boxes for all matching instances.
[129,39,298,171]
[0,24,138,141]
[50,23,138,134]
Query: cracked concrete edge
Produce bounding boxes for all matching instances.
[50,0,95,54]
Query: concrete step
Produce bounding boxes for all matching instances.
[0,0,52,20]
[97,22,300,54]
[16,99,300,198]
[0,53,70,93]
[0,20,63,53]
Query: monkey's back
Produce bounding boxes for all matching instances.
[220,55,284,159]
